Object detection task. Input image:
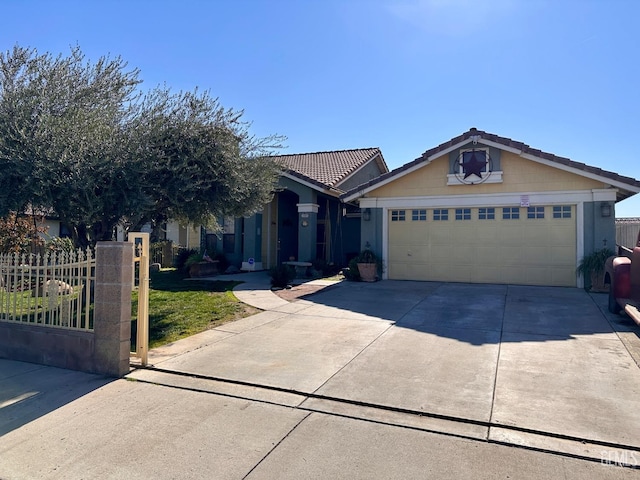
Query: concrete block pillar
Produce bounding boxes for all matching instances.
[297,203,319,262]
[94,242,133,377]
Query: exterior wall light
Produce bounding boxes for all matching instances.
[363,208,371,222]
[600,202,612,218]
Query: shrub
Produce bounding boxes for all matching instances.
[174,248,198,271]
[213,252,230,272]
[0,212,46,254]
[45,236,76,254]
[576,247,615,277]
[184,252,203,270]
[343,257,361,281]
[269,264,296,288]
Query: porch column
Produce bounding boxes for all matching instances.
[241,213,263,271]
[297,203,318,262]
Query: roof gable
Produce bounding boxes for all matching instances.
[342,128,640,202]
[274,148,387,191]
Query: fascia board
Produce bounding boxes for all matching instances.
[280,172,339,197]
[476,139,523,155]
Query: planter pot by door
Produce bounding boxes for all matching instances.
[357,263,377,282]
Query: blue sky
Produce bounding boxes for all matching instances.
[3,0,639,217]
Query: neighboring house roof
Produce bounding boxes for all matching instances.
[274,147,388,192]
[342,128,640,202]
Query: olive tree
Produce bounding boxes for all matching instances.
[0,45,283,247]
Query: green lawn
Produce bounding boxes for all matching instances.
[131,269,259,349]
[0,287,92,328]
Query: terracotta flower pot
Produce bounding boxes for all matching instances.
[357,263,377,282]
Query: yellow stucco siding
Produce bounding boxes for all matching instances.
[370,152,606,198]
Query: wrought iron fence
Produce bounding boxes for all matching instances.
[0,249,95,330]
[150,241,188,268]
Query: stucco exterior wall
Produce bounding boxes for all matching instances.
[369,152,606,198]
[338,158,386,192]
[583,201,616,253]
[360,208,384,258]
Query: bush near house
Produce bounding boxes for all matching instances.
[269,264,296,288]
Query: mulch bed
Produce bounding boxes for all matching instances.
[272,283,330,302]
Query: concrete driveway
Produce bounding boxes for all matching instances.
[131,278,640,462]
[2,276,640,478]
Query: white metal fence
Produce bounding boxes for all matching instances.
[0,249,95,330]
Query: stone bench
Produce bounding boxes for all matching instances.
[282,261,312,278]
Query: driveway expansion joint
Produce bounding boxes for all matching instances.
[128,365,640,467]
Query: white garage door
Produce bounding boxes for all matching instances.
[388,205,576,286]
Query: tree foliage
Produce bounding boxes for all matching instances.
[0,45,284,247]
[0,211,46,254]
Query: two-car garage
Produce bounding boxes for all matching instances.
[344,129,640,288]
[387,205,576,287]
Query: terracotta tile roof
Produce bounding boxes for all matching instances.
[342,128,640,201]
[274,147,385,190]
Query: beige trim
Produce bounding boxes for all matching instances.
[447,171,503,185]
[297,203,319,213]
[359,189,617,209]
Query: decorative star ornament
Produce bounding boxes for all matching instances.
[461,151,486,179]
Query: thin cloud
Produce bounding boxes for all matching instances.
[387,0,518,37]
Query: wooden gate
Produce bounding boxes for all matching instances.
[129,232,150,366]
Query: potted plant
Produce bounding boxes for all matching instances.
[577,247,615,292]
[356,249,382,282]
[186,251,220,277]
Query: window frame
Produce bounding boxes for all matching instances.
[391,210,406,222]
[478,207,495,220]
[553,205,572,219]
[411,209,427,221]
[455,208,471,221]
[502,207,520,220]
[527,206,545,219]
[433,209,449,221]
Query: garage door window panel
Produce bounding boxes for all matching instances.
[391,210,406,221]
[433,209,449,221]
[553,205,572,219]
[412,209,427,221]
[503,207,520,220]
[455,208,471,220]
[479,208,495,220]
[527,206,545,219]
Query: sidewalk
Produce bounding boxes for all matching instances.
[2,359,635,479]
